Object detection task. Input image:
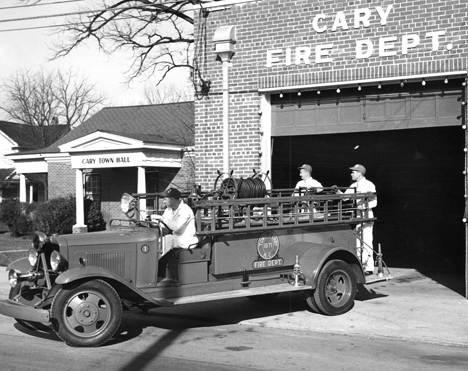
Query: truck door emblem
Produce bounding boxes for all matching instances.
[253,232,283,269]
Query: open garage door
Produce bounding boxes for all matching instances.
[270,80,466,289]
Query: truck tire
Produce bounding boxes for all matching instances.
[51,279,122,347]
[313,260,356,316]
[304,291,321,313]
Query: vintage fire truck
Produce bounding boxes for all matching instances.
[0,171,388,347]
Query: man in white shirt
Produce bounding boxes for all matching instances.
[294,164,323,194]
[336,164,377,275]
[152,187,198,252]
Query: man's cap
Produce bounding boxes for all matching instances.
[159,187,181,199]
[349,164,366,174]
[298,164,312,174]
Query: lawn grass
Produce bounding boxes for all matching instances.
[0,231,30,266]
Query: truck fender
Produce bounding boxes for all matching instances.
[284,242,365,288]
[6,257,31,273]
[55,266,173,307]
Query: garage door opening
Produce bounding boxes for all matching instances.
[271,126,465,273]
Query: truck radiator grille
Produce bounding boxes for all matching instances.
[86,251,126,277]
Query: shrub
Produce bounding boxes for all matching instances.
[0,199,35,237]
[33,195,76,235]
[85,199,107,232]
[1,195,106,236]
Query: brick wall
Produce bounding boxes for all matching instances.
[194,0,468,189]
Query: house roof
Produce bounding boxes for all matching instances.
[0,121,70,151]
[37,102,194,154]
[0,168,15,182]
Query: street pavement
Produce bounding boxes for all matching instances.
[242,268,468,347]
[0,265,467,347]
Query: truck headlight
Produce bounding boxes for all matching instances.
[8,270,19,288]
[28,248,38,267]
[50,251,67,272]
[32,231,48,252]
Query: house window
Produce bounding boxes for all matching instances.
[145,170,159,214]
[85,174,101,207]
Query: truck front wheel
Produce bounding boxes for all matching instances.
[51,279,122,347]
[313,260,357,316]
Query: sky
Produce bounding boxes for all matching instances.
[0,0,191,120]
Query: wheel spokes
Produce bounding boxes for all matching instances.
[325,272,350,305]
[65,291,110,335]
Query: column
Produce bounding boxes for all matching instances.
[28,184,34,203]
[73,169,88,233]
[137,166,147,220]
[222,59,230,173]
[260,94,272,178]
[19,174,27,202]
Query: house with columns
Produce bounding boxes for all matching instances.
[0,120,69,202]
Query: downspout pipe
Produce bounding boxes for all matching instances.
[213,25,237,174]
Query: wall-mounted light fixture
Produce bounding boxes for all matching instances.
[336,87,341,93]
[357,84,362,91]
[422,79,426,86]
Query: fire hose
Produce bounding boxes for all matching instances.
[212,169,270,200]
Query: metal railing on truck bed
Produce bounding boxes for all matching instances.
[193,189,376,236]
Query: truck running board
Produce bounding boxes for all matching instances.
[165,283,313,305]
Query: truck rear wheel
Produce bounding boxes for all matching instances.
[304,292,321,313]
[313,260,356,315]
[51,279,122,347]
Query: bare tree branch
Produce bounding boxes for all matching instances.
[0,69,106,147]
[39,0,202,85]
[143,82,193,104]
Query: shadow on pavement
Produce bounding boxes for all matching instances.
[107,292,310,345]
[355,283,387,301]
[14,322,60,343]
[416,269,466,297]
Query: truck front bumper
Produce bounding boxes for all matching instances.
[0,299,50,323]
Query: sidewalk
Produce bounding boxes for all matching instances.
[0,265,467,347]
[242,268,468,347]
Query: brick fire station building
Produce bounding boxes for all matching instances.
[193,0,468,296]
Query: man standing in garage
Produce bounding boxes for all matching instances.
[336,164,377,275]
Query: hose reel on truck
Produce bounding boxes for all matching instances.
[210,169,271,200]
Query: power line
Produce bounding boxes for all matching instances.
[0,9,98,24]
[0,0,198,33]
[0,0,85,11]
[0,16,128,33]
[0,0,194,26]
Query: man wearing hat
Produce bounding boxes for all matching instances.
[294,164,323,194]
[335,164,377,275]
[151,187,198,252]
